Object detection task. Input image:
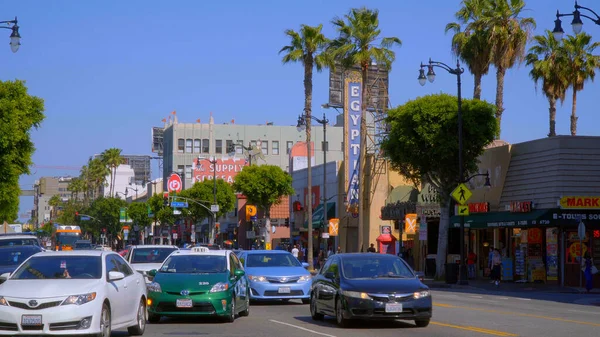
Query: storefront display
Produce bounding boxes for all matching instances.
[527,228,546,283]
[546,228,558,281]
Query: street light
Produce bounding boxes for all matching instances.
[553,1,600,40]
[126,187,139,200]
[0,17,20,53]
[297,110,329,251]
[197,156,218,244]
[227,142,254,165]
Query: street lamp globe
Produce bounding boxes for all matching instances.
[418,68,427,86]
[426,66,436,83]
[571,10,583,34]
[296,115,306,132]
[9,24,20,53]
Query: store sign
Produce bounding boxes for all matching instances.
[469,202,489,213]
[417,205,441,218]
[559,196,600,209]
[552,212,600,221]
[192,157,248,184]
[404,214,417,234]
[380,225,392,235]
[380,203,406,220]
[510,201,533,213]
[346,79,362,209]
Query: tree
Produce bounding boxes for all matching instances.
[179,180,236,224]
[525,30,569,137]
[329,7,401,252]
[147,193,177,232]
[100,148,125,197]
[381,94,498,279]
[562,33,600,136]
[280,23,330,270]
[0,80,45,222]
[126,202,152,229]
[232,165,294,246]
[67,177,84,201]
[55,200,84,229]
[445,0,492,99]
[87,197,126,237]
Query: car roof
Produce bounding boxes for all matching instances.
[243,250,291,255]
[130,245,178,249]
[0,234,39,239]
[33,250,119,257]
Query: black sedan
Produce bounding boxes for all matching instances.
[309,253,432,328]
[0,245,43,284]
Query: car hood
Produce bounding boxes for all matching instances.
[131,263,163,272]
[0,279,101,299]
[154,273,229,293]
[343,277,426,293]
[244,266,309,277]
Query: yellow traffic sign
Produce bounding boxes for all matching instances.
[328,218,339,236]
[451,183,472,204]
[457,204,469,216]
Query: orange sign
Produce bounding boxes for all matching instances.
[245,205,257,221]
[567,242,588,263]
[404,214,417,234]
[328,218,339,236]
[560,196,600,209]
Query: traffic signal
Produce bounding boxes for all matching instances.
[163,195,169,206]
[75,212,79,218]
[101,228,106,234]
[215,222,220,232]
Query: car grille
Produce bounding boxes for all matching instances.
[266,276,301,284]
[368,293,414,303]
[165,291,206,296]
[0,322,18,331]
[156,302,215,313]
[21,325,44,331]
[49,320,81,331]
[263,290,304,296]
[8,301,62,310]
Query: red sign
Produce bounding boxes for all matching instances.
[469,202,489,213]
[193,157,248,184]
[594,230,600,239]
[167,173,183,193]
[510,201,532,213]
[303,186,320,210]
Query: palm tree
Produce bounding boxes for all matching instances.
[67,177,84,201]
[280,24,330,270]
[525,30,569,137]
[446,0,492,99]
[562,33,600,136]
[100,148,124,197]
[87,157,110,199]
[480,0,536,136]
[329,7,401,252]
[48,195,62,221]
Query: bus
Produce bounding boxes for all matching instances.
[52,225,82,251]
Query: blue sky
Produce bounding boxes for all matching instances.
[3,0,598,221]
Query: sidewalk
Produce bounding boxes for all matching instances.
[424,278,600,295]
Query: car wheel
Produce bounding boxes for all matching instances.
[148,312,161,324]
[97,303,111,337]
[415,319,430,327]
[226,298,235,323]
[239,296,250,317]
[310,293,324,320]
[302,298,310,304]
[127,299,146,335]
[335,297,349,328]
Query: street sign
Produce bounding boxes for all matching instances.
[578,221,586,240]
[451,183,472,204]
[211,204,219,213]
[167,173,183,193]
[170,201,189,208]
[80,216,90,221]
[173,209,182,215]
[328,218,339,236]
[457,204,470,216]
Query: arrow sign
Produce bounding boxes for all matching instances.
[457,204,470,216]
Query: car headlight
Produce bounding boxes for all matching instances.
[248,275,267,282]
[341,290,371,299]
[298,275,312,282]
[209,282,229,293]
[147,282,162,293]
[0,296,7,306]
[414,290,431,299]
[62,293,97,306]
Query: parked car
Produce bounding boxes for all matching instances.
[0,250,147,336]
[309,253,432,328]
[237,250,312,304]
[123,245,179,283]
[0,246,43,284]
[0,234,43,248]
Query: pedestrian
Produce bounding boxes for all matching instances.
[488,247,495,282]
[337,246,342,254]
[291,245,299,259]
[367,243,377,253]
[583,252,594,293]
[491,248,502,286]
[467,250,477,279]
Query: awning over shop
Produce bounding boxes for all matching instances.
[450,209,552,229]
[303,203,336,229]
[376,234,397,243]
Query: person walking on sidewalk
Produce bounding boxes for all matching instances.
[492,248,502,287]
[583,252,594,293]
[467,250,477,279]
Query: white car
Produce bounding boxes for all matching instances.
[124,245,179,283]
[0,250,147,336]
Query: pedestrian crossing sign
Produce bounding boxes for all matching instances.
[451,183,472,204]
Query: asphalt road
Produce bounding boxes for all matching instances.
[110,291,600,337]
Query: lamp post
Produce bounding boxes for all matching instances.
[228,142,254,165]
[297,111,329,251]
[126,187,139,200]
[553,1,600,40]
[0,17,20,53]
[198,157,218,244]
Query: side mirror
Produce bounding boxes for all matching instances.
[302,262,309,269]
[108,271,125,281]
[324,271,335,280]
[0,272,10,281]
[148,269,157,277]
[234,269,245,278]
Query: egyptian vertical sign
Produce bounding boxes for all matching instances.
[345,72,362,212]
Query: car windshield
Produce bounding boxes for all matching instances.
[0,238,40,247]
[160,255,227,274]
[131,248,178,264]
[11,255,102,280]
[0,248,40,266]
[56,233,80,246]
[341,256,415,279]
[246,253,301,268]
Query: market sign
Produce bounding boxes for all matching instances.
[192,157,248,184]
[469,202,489,213]
[510,201,533,213]
[559,196,600,210]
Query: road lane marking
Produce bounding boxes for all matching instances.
[515,298,531,301]
[433,302,600,327]
[568,309,600,315]
[431,321,517,336]
[470,295,483,298]
[269,319,337,337]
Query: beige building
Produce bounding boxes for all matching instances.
[32,176,80,226]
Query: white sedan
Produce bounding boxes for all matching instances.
[123,245,179,283]
[0,250,147,336]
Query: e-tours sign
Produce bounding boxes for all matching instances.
[192,157,248,184]
[346,73,362,210]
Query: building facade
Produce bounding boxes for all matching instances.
[32,176,80,226]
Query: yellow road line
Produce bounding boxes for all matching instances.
[433,302,600,327]
[431,321,518,336]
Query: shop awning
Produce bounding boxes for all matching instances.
[376,234,397,242]
[303,203,336,228]
[450,209,553,229]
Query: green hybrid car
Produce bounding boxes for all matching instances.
[146,247,250,323]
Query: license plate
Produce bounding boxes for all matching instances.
[21,315,42,326]
[385,303,403,313]
[278,287,291,294]
[176,299,193,308]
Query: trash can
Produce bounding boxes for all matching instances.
[445,263,459,284]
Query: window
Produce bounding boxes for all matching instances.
[202,139,210,153]
[114,255,134,276]
[131,247,178,264]
[261,141,268,155]
[286,141,293,154]
[159,255,227,273]
[245,253,301,268]
[177,139,184,153]
[194,139,201,153]
[177,165,184,177]
[229,254,237,277]
[340,256,415,279]
[320,258,333,275]
[185,165,192,178]
[216,140,223,154]
[272,141,279,155]
[105,256,119,275]
[250,140,257,148]
[11,256,103,280]
[186,139,193,153]
[226,140,234,154]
